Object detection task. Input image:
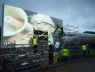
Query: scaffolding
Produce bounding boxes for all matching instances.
[0,28,49,72]
[0,23,84,72]
[63,24,82,59]
[53,24,82,60]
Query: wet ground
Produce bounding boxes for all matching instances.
[35,57,95,72]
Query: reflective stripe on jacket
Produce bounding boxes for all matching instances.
[62,48,69,57]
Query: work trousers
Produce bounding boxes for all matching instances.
[33,45,37,53]
[62,56,68,62]
[49,53,53,65]
[83,50,87,57]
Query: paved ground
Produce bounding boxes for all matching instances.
[8,57,95,72]
[35,57,95,72]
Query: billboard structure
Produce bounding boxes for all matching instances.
[2,4,63,48]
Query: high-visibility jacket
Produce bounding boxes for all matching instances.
[32,38,37,46]
[82,45,87,50]
[57,24,62,28]
[53,52,58,64]
[62,48,69,57]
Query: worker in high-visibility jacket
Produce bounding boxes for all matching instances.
[32,36,38,53]
[53,51,58,64]
[82,44,87,57]
[62,47,69,62]
[54,24,64,34]
[54,24,64,40]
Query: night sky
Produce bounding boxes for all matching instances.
[0,0,95,33]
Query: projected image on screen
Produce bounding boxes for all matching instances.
[3,4,63,48]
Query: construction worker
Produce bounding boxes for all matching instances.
[62,47,69,62]
[87,44,90,56]
[48,44,53,65]
[54,24,64,34]
[32,36,38,53]
[53,50,58,64]
[54,24,64,41]
[82,44,87,57]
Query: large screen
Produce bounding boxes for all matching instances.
[2,4,63,48]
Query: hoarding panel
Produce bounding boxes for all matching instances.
[2,4,63,48]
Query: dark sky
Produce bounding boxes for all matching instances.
[0,0,95,33]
